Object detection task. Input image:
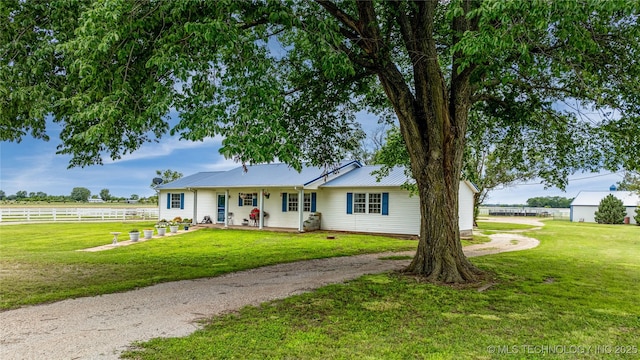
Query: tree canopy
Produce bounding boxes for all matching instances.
[151,169,184,189]
[2,0,639,282]
[616,172,640,193]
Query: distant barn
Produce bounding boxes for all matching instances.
[570,190,639,224]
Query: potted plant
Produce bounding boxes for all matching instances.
[182,218,191,231]
[143,228,154,239]
[129,229,140,242]
[155,222,167,236]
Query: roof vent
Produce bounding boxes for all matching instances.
[609,184,617,191]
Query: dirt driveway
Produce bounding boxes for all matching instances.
[0,225,539,360]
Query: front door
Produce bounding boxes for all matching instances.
[217,194,225,223]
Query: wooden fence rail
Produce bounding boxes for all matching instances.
[0,208,159,223]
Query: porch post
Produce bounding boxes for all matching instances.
[224,189,229,228]
[259,189,264,229]
[298,188,304,232]
[192,189,197,226]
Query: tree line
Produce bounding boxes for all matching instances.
[0,169,183,204]
[0,188,156,204]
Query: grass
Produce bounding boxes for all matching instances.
[0,222,416,310]
[476,221,539,232]
[121,221,640,359]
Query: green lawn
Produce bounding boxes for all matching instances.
[121,221,640,359]
[0,222,416,310]
[476,220,540,232]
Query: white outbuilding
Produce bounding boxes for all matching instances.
[570,190,639,224]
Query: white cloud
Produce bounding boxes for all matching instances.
[104,135,224,164]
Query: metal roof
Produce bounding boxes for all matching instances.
[571,191,640,207]
[319,166,479,193]
[155,172,225,189]
[320,166,412,187]
[156,161,361,189]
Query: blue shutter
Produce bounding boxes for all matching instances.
[282,193,288,212]
[346,193,353,214]
[238,194,243,207]
[382,192,389,215]
[180,193,184,210]
[166,193,171,209]
[311,193,317,212]
[253,194,257,207]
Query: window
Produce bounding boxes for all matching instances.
[288,193,298,212]
[368,193,381,214]
[243,193,255,207]
[238,193,257,207]
[303,193,312,212]
[170,193,181,209]
[353,193,366,213]
[347,192,388,215]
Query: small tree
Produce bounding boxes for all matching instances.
[100,189,111,201]
[594,195,626,224]
[634,207,640,226]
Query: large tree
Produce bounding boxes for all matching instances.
[2,1,639,282]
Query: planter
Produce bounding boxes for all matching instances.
[156,227,166,236]
[143,229,154,239]
[183,225,190,231]
[169,225,179,233]
[129,232,140,242]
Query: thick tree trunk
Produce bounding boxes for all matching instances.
[404,159,483,283]
[319,0,483,283]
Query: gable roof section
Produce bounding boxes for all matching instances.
[320,165,409,187]
[320,165,480,193]
[157,161,361,189]
[571,191,640,207]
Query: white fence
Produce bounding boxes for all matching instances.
[479,207,570,220]
[0,208,159,223]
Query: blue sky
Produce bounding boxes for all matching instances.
[0,113,624,203]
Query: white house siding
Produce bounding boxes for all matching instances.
[318,187,421,235]
[195,190,217,223]
[158,190,195,222]
[159,181,478,234]
[571,205,637,225]
[319,183,476,236]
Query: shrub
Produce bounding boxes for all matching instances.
[594,194,626,224]
[635,207,640,225]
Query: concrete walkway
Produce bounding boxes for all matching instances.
[0,229,539,360]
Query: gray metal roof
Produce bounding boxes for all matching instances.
[320,166,479,193]
[156,172,225,189]
[571,191,640,207]
[157,161,361,189]
[320,166,411,187]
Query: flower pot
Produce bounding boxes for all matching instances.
[169,225,179,233]
[157,227,166,236]
[129,232,140,242]
[143,229,154,239]
[184,225,189,231]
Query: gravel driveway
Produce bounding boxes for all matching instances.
[1,228,539,360]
